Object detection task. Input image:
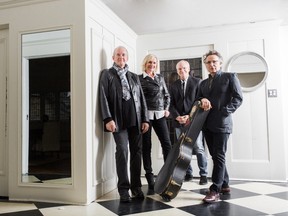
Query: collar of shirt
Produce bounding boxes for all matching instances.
[181,78,188,89]
[209,70,221,78]
[143,71,157,79]
[181,77,188,83]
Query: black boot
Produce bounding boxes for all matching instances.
[145,173,155,190]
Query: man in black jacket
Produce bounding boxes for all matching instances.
[169,60,208,185]
[199,50,243,203]
[99,46,149,203]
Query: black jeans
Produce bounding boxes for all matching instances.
[204,130,230,192]
[113,126,142,195]
[142,117,171,174]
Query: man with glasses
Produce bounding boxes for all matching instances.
[198,50,243,203]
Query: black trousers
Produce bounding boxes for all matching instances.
[113,126,142,195]
[142,117,171,174]
[204,129,230,192]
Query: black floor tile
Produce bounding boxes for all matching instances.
[191,187,260,200]
[179,201,265,216]
[0,210,43,216]
[33,201,70,209]
[268,191,288,201]
[274,212,288,216]
[98,197,172,215]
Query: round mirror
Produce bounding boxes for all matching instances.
[226,52,268,92]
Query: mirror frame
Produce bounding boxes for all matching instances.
[226,51,268,92]
[21,28,72,186]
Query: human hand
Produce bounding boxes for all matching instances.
[141,122,149,133]
[164,110,170,118]
[200,98,212,111]
[176,115,189,124]
[105,120,116,132]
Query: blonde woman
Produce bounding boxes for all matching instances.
[139,54,172,190]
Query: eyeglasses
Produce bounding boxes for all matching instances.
[205,60,219,65]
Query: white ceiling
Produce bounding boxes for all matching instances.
[100,0,288,35]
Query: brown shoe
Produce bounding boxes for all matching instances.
[221,186,231,194]
[203,191,220,203]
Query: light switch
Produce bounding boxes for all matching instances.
[268,89,277,97]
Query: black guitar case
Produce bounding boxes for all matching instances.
[154,101,209,201]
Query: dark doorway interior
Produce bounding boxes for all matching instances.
[28,56,71,181]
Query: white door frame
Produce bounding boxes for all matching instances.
[21,57,29,175]
[0,28,8,196]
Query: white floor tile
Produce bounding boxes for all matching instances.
[0,202,37,214]
[181,180,211,190]
[149,190,204,208]
[96,188,120,201]
[231,182,288,194]
[21,174,40,183]
[43,177,72,184]
[40,202,117,216]
[226,195,288,215]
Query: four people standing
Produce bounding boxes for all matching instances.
[169,60,208,185]
[139,54,172,190]
[199,50,243,203]
[99,46,149,203]
[100,47,243,204]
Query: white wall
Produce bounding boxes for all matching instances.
[0,0,137,204]
[279,25,288,180]
[86,0,137,203]
[137,20,288,181]
[0,0,88,204]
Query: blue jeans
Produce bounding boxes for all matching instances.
[175,128,208,177]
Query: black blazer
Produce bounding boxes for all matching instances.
[169,76,201,128]
[99,67,149,133]
[197,71,243,134]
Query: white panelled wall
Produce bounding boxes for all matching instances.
[137,20,288,182]
[86,0,137,203]
[280,25,288,180]
[0,0,136,204]
[0,0,287,205]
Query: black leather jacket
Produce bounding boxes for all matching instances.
[100,67,149,133]
[139,73,170,111]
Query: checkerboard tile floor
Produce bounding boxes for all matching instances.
[1,179,288,216]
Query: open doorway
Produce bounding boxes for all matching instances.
[27,56,71,183]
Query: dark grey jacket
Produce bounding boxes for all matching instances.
[169,76,201,128]
[99,67,149,133]
[197,71,243,133]
[138,74,170,111]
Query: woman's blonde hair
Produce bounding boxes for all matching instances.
[142,54,159,72]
